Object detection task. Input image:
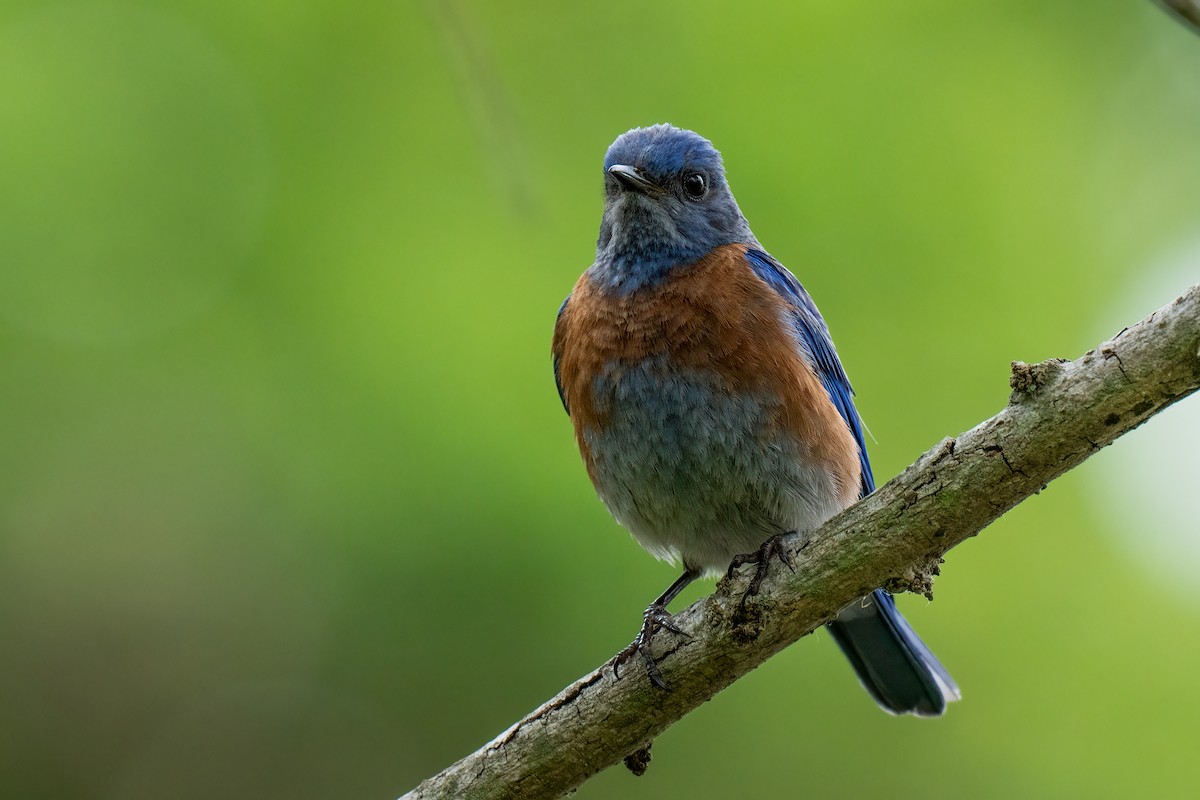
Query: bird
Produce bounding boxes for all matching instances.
[551,124,960,716]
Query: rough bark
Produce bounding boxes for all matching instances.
[401,284,1200,800]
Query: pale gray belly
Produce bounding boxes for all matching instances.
[584,360,844,574]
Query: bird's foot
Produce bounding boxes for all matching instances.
[613,602,690,690]
[726,532,797,607]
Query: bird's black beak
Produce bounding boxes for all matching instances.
[607,164,657,193]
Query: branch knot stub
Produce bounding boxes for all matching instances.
[623,745,652,776]
[883,556,943,601]
[1009,358,1070,401]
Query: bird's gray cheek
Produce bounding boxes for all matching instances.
[597,216,614,249]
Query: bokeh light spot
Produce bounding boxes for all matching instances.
[1090,241,1200,604]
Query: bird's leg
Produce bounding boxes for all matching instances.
[726,532,797,607]
[613,567,700,689]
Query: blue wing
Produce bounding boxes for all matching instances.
[552,295,571,414]
[742,255,957,715]
[744,249,874,496]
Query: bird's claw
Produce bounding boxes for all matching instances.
[613,603,690,689]
[726,533,796,606]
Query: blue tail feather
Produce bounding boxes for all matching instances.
[826,589,960,716]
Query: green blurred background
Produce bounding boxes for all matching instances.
[2,1,1198,798]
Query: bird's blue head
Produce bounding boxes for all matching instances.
[592,124,758,293]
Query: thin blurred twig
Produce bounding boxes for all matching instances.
[422,0,540,216]
[1154,0,1200,34]
[401,285,1200,800]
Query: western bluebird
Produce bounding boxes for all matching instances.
[552,124,959,715]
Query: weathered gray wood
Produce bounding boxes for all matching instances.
[402,284,1200,800]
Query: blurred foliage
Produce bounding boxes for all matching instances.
[0,1,1198,798]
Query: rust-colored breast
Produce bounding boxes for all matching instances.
[552,244,860,504]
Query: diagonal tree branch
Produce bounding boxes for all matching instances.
[402,284,1200,800]
[1155,0,1200,34]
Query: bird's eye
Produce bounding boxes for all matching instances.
[683,172,707,200]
